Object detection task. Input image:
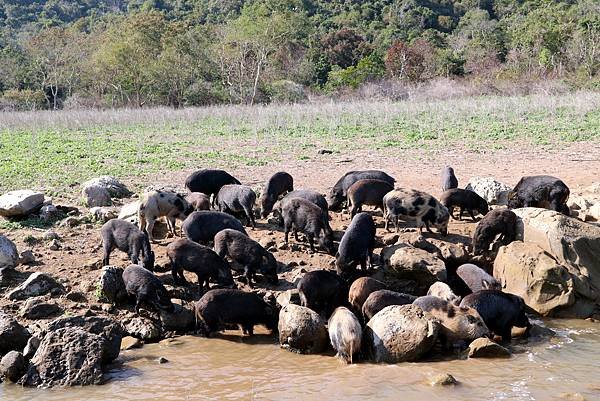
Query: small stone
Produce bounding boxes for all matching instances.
[277,242,289,250]
[287,261,298,268]
[19,298,61,319]
[429,373,459,386]
[49,239,61,251]
[259,238,276,249]
[120,336,143,350]
[290,244,301,252]
[382,233,400,246]
[317,149,333,155]
[467,338,511,358]
[19,250,36,265]
[60,216,80,228]
[298,260,307,266]
[158,357,169,364]
[65,291,88,303]
[43,230,60,241]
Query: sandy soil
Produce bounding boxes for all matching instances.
[1,142,599,327]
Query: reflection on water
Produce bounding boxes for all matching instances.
[2,319,600,401]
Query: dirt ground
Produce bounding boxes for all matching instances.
[1,142,599,328]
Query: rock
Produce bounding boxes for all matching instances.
[82,185,112,207]
[428,373,459,386]
[82,176,131,198]
[276,289,301,308]
[48,239,61,250]
[528,323,556,338]
[39,204,62,222]
[19,298,61,319]
[317,149,333,155]
[277,242,289,250]
[158,356,169,364]
[365,304,440,363]
[6,272,63,301]
[61,216,82,228]
[20,327,105,387]
[0,351,26,382]
[118,201,140,225]
[90,207,118,223]
[514,208,600,318]
[0,190,44,217]
[23,336,41,359]
[19,249,36,265]
[465,177,512,205]
[98,266,127,303]
[0,311,30,355]
[382,233,400,246]
[124,317,162,342]
[65,291,88,303]
[278,304,328,354]
[120,336,143,350]
[467,337,511,358]
[160,303,195,331]
[568,183,600,222]
[0,235,18,271]
[43,230,59,241]
[494,241,574,316]
[381,243,447,295]
[259,237,276,249]
[47,316,123,363]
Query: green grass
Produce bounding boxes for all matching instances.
[0,92,599,195]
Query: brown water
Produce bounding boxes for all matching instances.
[2,319,600,401]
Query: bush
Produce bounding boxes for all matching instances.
[325,54,385,91]
[0,89,47,111]
[267,80,307,104]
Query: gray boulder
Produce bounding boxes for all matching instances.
[465,177,512,205]
[118,201,140,225]
[160,303,195,331]
[82,176,131,198]
[124,317,162,342]
[278,304,328,354]
[19,298,61,320]
[0,235,18,271]
[0,351,26,382]
[514,208,600,318]
[20,327,105,387]
[47,316,123,363]
[82,185,111,207]
[0,311,30,354]
[0,190,44,217]
[6,272,63,301]
[365,304,439,363]
[380,243,447,295]
[39,204,61,222]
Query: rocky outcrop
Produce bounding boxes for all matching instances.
[0,311,30,354]
[278,304,328,354]
[365,304,439,363]
[46,316,123,363]
[0,190,44,217]
[6,272,63,301]
[465,177,512,205]
[0,235,18,271]
[494,241,574,316]
[20,327,106,387]
[90,207,118,223]
[568,183,600,222]
[381,243,447,295]
[513,208,600,318]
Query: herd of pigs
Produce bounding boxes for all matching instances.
[101,168,571,363]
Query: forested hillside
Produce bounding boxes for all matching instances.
[0,0,598,109]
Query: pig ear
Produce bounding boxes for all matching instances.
[482,280,490,290]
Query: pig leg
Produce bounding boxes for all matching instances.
[243,206,255,229]
[102,242,112,266]
[424,220,433,233]
[244,265,254,287]
[146,218,156,243]
[394,216,400,233]
[458,207,464,221]
[284,220,292,244]
[307,234,316,253]
[468,209,477,221]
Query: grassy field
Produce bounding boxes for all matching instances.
[1,91,599,195]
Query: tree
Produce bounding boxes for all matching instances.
[25,26,88,109]
[320,28,371,69]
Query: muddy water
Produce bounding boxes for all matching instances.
[2,319,600,401]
